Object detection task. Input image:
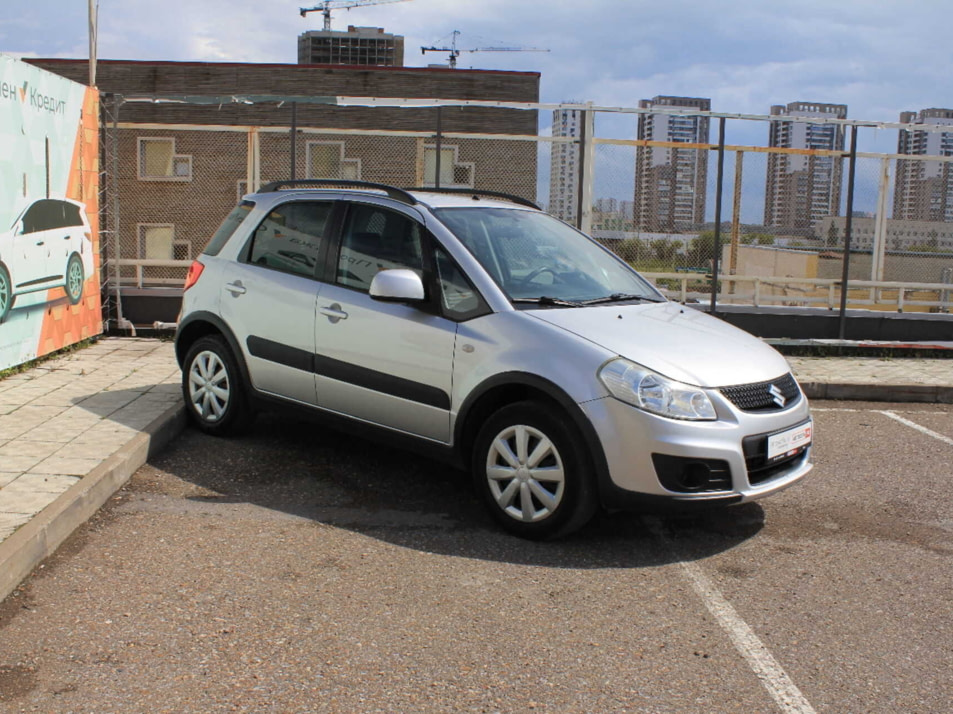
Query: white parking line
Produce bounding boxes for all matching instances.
[878,410,953,447]
[645,518,816,714]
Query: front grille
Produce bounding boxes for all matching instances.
[720,373,801,413]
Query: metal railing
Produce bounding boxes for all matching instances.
[99,94,953,332]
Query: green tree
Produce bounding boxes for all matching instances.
[651,239,679,264]
[617,237,646,263]
[686,231,717,267]
[826,222,840,248]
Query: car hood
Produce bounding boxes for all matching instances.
[527,301,792,388]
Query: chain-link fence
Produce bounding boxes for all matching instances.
[99,96,953,328]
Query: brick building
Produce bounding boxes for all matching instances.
[27,59,540,297]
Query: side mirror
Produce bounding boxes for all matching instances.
[369,268,425,303]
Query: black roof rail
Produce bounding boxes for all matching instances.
[258,179,417,206]
[405,187,540,210]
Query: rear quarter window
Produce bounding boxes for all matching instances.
[203,201,255,256]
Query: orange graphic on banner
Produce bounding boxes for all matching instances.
[37,86,104,357]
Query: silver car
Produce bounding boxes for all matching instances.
[175,182,812,538]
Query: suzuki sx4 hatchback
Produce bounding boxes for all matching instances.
[176,182,813,538]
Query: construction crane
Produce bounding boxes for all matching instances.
[299,0,409,32]
[421,30,549,69]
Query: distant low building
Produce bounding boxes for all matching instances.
[819,215,953,252]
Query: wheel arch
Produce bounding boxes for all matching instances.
[175,312,251,389]
[454,372,611,490]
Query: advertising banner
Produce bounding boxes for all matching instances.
[0,55,102,371]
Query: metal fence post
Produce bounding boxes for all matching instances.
[870,157,890,295]
[290,102,297,180]
[434,106,442,189]
[709,117,726,314]
[578,103,595,234]
[837,125,860,339]
[246,128,261,193]
[729,150,744,288]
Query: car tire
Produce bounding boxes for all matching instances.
[182,335,254,436]
[0,263,13,323]
[472,400,598,539]
[65,253,84,305]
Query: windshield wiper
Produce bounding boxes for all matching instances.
[580,293,665,305]
[511,296,584,308]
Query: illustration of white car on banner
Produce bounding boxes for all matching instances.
[0,197,94,323]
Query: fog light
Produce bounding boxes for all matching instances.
[681,462,712,491]
[651,454,732,493]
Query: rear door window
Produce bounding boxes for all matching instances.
[244,201,333,279]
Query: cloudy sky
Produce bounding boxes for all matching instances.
[4,0,950,125]
[3,0,950,212]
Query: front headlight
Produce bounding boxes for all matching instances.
[598,358,717,421]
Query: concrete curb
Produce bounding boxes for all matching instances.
[0,400,187,603]
[801,382,953,404]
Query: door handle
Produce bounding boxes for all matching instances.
[35,241,45,246]
[319,303,348,323]
[225,281,246,296]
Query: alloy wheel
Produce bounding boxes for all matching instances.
[0,269,9,318]
[66,256,84,303]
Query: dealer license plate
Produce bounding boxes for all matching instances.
[767,421,813,462]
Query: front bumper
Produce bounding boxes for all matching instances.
[579,390,813,507]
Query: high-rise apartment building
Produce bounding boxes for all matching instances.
[764,102,847,233]
[893,108,953,223]
[634,96,710,232]
[549,105,582,224]
[298,26,404,66]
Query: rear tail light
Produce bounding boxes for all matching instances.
[184,260,205,291]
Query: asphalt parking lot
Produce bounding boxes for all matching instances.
[1,400,951,713]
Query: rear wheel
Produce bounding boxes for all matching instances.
[0,264,12,322]
[65,253,84,305]
[182,335,253,436]
[472,401,598,539]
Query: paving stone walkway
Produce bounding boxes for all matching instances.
[0,338,180,541]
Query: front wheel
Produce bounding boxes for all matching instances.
[182,335,253,436]
[472,401,598,539]
[0,263,13,322]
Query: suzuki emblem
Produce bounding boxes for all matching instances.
[768,384,786,408]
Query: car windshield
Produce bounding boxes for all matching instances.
[434,207,662,305]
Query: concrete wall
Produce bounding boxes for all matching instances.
[723,244,819,278]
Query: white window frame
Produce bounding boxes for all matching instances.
[137,223,190,260]
[138,137,192,181]
[423,144,475,188]
[306,140,362,181]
